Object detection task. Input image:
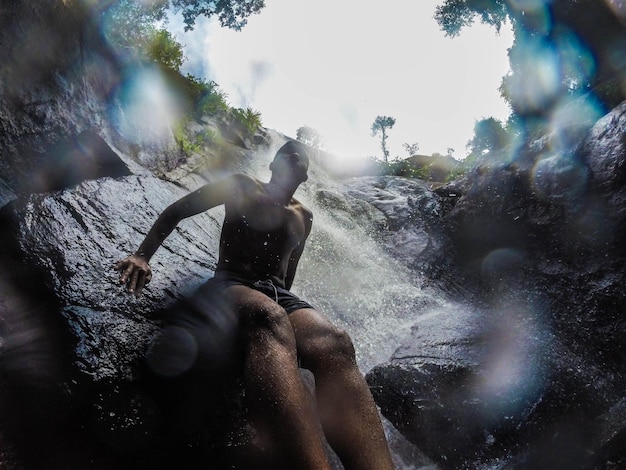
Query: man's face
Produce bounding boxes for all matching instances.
[272,145,309,183]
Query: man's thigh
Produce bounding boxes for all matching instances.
[150,284,282,377]
[288,308,353,369]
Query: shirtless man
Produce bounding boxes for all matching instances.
[116,140,393,469]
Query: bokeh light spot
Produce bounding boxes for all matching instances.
[481,248,525,279]
[505,37,561,114]
[146,325,198,377]
[548,94,603,152]
[109,67,183,148]
[474,303,547,418]
[531,152,588,202]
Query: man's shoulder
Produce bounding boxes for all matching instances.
[224,173,263,193]
[292,198,313,219]
[228,173,260,185]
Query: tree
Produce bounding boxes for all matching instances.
[435,0,626,112]
[296,126,324,149]
[102,0,265,38]
[100,0,168,49]
[371,116,396,163]
[434,0,508,37]
[146,29,185,71]
[169,0,265,31]
[402,142,420,156]
[467,117,509,157]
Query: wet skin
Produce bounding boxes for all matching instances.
[116,143,394,469]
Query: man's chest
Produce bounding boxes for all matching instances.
[227,199,307,242]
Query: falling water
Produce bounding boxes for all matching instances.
[295,183,437,371]
[250,139,446,468]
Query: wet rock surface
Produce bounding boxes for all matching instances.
[312,175,448,276]
[366,102,626,468]
[2,1,626,469]
[0,173,245,469]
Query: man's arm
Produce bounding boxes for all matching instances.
[284,209,313,291]
[116,176,238,296]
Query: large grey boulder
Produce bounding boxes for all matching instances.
[0,171,238,469]
[366,102,626,469]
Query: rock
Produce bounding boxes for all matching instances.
[368,102,626,468]
[312,176,447,273]
[16,131,131,195]
[0,174,245,469]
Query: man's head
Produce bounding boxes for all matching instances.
[270,140,310,183]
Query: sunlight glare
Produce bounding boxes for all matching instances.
[473,301,546,417]
[531,152,588,203]
[549,94,603,152]
[504,38,560,114]
[109,67,183,148]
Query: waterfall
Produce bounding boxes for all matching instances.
[249,137,443,468]
[295,183,436,371]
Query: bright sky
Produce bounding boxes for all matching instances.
[168,0,514,162]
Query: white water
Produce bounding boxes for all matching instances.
[295,181,439,371]
[250,140,445,468]
[251,140,442,371]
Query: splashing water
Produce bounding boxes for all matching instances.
[249,139,440,372]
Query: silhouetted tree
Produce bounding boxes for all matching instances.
[170,0,265,31]
[435,0,626,112]
[296,126,324,149]
[102,0,265,35]
[403,142,420,156]
[467,117,509,157]
[371,116,396,163]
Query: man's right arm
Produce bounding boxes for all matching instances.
[116,176,240,296]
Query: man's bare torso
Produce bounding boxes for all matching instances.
[215,174,312,288]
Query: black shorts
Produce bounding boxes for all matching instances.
[202,271,315,314]
[148,271,314,377]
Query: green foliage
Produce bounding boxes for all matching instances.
[101,0,167,49]
[296,126,324,149]
[173,121,221,156]
[368,157,428,179]
[435,0,626,112]
[467,117,509,157]
[103,0,265,36]
[230,107,263,135]
[371,115,396,162]
[434,0,508,37]
[146,29,185,71]
[184,76,230,117]
[169,0,265,31]
[101,2,185,71]
[173,120,201,156]
[100,0,267,152]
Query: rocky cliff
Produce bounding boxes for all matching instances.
[367,102,626,469]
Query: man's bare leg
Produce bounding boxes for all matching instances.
[227,286,331,469]
[290,308,394,470]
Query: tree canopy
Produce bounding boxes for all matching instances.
[170,0,265,31]
[102,0,265,37]
[296,126,324,149]
[467,117,508,157]
[371,116,396,162]
[435,0,626,112]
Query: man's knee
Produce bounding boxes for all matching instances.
[299,326,356,371]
